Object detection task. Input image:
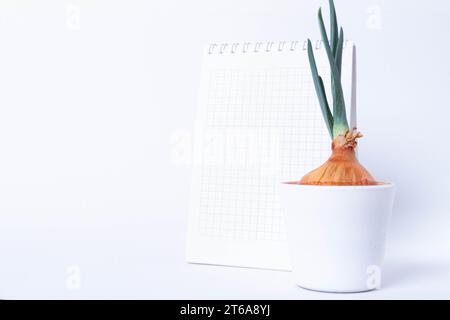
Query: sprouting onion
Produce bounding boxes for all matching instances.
[299,0,377,186]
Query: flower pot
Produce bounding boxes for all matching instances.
[280,183,395,293]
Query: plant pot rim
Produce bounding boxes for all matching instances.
[282,182,395,191]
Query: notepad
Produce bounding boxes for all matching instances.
[187,40,356,271]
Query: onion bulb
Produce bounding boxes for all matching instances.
[299,129,376,186]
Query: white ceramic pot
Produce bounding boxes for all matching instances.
[280,183,395,293]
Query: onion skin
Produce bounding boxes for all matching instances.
[299,130,377,186]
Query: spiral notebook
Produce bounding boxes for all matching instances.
[187,40,357,271]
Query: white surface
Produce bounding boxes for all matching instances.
[187,42,354,270]
[0,217,449,299]
[281,184,395,293]
[0,0,449,299]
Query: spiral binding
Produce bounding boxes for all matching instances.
[208,40,350,54]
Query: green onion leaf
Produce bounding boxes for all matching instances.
[329,0,339,57]
[307,39,334,138]
[336,27,344,77]
[318,8,349,137]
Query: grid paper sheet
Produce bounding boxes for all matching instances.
[187,41,356,270]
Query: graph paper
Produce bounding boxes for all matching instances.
[187,41,356,270]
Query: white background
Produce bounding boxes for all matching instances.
[0,0,449,299]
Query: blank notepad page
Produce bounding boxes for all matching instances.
[187,41,355,270]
